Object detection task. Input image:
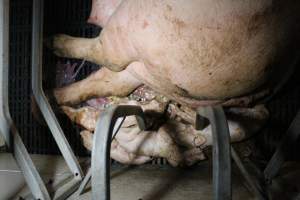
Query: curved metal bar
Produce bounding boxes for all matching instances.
[91,105,146,200]
[77,117,126,196]
[196,106,232,200]
[31,0,83,180]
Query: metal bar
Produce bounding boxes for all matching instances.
[231,147,267,200]
[31,0,83,180]
[13,132,51,200]
[0,0,10,147]
[92,105,146,200]
[51,175,82,200]
[77,167,92,196]
[112,117,126,140]
[75,117,126,197]
[264,110,300,182]
[0,1,50,199]
[196,106,232,200]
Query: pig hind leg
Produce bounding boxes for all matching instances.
[48,30,132,72]
[54,66,142,105]
[46,35,101,64]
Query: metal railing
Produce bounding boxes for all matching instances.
[0,0,50,199]
[0,0,281,199]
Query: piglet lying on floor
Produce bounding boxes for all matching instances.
[60,85,268,166]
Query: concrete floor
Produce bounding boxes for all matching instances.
[77,164,300,200]
[0,153,79,200]
[73,165,253,200]
[3,153,300,200]
[0,153,256,200]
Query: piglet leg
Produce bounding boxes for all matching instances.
[163,120,207,148]
[115,119,184,166]
[54,66,142,105]
[183,148,206,166]
[63,106,184,166]
[60,98,167,131]
[61,106,100,131]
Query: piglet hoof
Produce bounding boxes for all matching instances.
[183,148,206,166]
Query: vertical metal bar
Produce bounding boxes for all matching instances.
[231,148,267,200]
[77,167,92,196]
[75,117,125,197]
[31,0,83,179]
[13,131,51,200]
[264,110,300,182]
[0,1,50,199]
[197,106,232,200]
[91,105,145,200]
[0,0,10,146]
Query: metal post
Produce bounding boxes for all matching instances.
[196,106,232,200]
[76,116,126,196]
[91,105,146,200]
[0,1,51,199]
[231,148,267,200]
[0,0,11,147]
[31,0,83,181]
[264,110,300,182]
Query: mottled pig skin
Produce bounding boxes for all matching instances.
[43,0,298,166]
[51,0,299,108]
[61,102,268,166]
[88,0,123,27]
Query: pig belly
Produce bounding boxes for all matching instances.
[103,0,296,104]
